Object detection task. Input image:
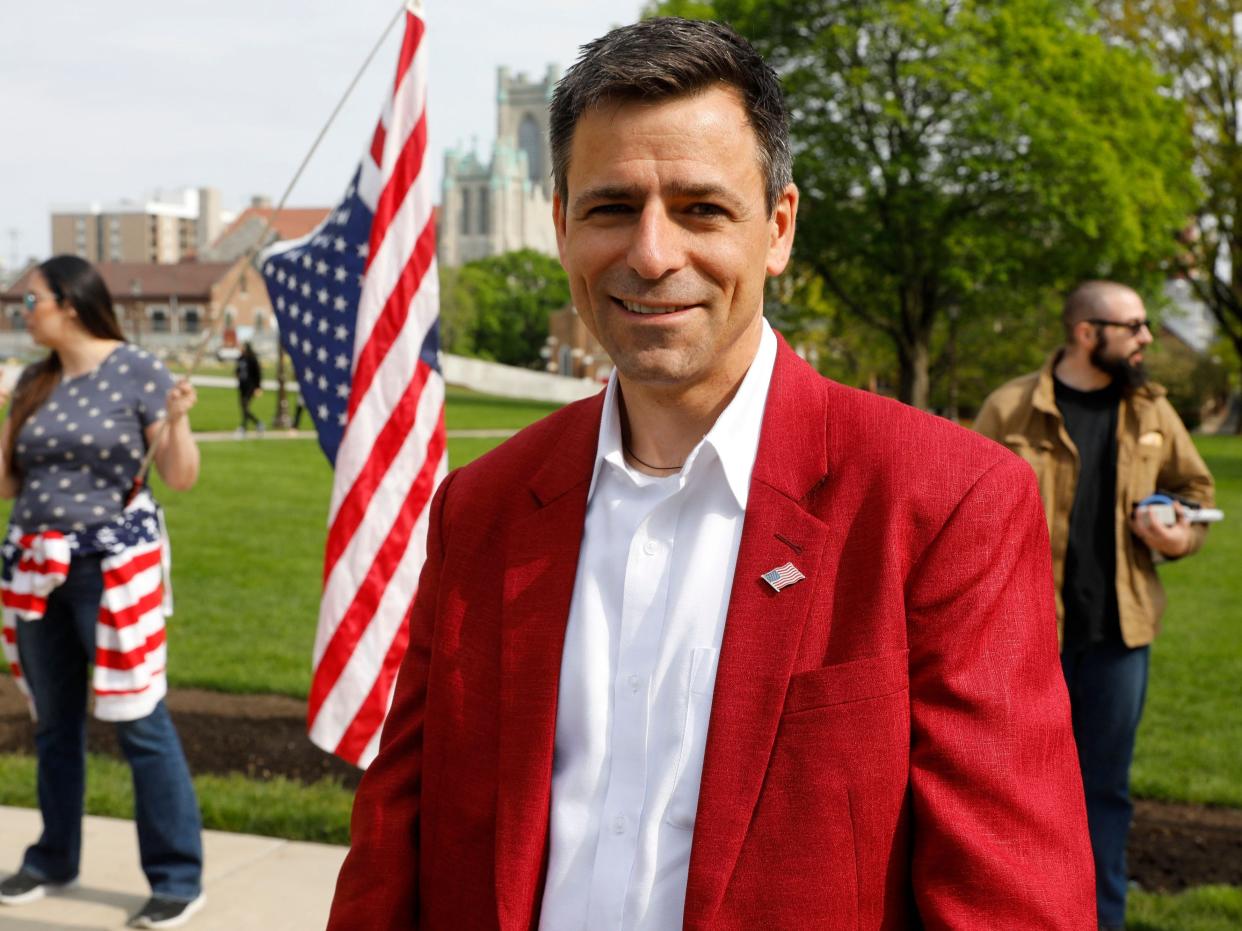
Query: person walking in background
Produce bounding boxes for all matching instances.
[976,280,1216,931]
[0,255,206,929]
[235,341,263,435]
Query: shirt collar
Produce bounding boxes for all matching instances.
[587,317,777,510]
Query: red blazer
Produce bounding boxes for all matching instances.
[329,338,1095,929]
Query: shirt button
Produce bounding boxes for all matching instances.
[612,816,626,835]
[642,540,658,556]
[627,674,640,693]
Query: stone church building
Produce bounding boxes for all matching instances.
[432,65,558,265]
[438,65,560,267]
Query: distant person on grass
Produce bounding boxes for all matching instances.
[976,281,1216,930]
[0,255,206,929]
[235,341,263,435]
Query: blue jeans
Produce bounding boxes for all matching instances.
[1061,641,1149,930]
[14,554,203,900]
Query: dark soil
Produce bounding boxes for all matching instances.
[2,677,1240,891]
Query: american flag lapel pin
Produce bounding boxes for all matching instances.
[762,561,806,592]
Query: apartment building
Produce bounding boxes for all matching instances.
[51,187,226,264]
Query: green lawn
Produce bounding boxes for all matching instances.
[151,435,514,697]
[184,384,286,434]
[0,753,353,846]
[183,383,560,435]
[1129,886,1242,931]
[1132,435,1242,807]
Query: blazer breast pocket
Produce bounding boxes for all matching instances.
[782,650,909,716]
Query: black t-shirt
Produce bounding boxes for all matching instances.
[1055,378,1122,647]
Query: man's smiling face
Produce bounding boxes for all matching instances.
[553,85,796,395]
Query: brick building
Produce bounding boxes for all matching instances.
[0,257,272,352]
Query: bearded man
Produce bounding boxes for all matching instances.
[976,280,1215,931]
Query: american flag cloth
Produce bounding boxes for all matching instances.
[761,561,806,593]
[0,489,173,722]
[260,0,447,768]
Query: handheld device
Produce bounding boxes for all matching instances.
[1135,493,1224,526]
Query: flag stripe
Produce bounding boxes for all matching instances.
[98,586,165,632]
[392,10,423,96]
[348,215,436,419]
[309,418,445,727]
[367,109,428,271]
[102,546,163,587]
[96,628,166,671]
[370,123,387,169]
[334,614,411,761]
[329,207,437,521]
[316,368,444,661]
[349,32,429,352]
[323,358,433,580]
[16,557,70,576]
[311,450,441,754]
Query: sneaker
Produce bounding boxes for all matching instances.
[129,892,206,928]
[0,869,76,905]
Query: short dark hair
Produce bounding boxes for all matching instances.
[1062,280,1137,340]
[549,17,792,215]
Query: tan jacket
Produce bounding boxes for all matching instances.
[975,351,1215,647]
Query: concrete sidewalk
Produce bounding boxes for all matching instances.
[0,806,345,930]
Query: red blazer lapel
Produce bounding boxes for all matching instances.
[684,338,836,927]
[495,393,602,931]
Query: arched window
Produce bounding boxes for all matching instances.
[478,189,490,235]
[518,114,544,184]
[182,307,202,334]
[460,188,472,235]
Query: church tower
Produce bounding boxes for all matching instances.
[439,64,560,267]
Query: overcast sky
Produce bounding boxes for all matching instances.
[0,0,644,269]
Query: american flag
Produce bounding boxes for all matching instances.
[1,490,173,723]
[761,561,806,593]
[260,0,447,768]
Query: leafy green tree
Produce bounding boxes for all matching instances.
[648,0,1200,408]
[437,263,479,357]
[436,249,570,367]
[1097,0,1242,426]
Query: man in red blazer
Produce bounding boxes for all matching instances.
[329,17,1095,930]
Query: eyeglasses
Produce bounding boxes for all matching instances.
[21,291,53,312]
[1087,318,1151,336]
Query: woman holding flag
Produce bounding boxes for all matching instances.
[0,255,205,929]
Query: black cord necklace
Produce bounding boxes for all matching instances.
[623,444,683,471]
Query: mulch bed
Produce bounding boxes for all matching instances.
[2,679,1240,891]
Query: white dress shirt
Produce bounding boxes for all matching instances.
[539,320,777,931]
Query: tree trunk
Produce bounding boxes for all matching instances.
[897,339,931,410]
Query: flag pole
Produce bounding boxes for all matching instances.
[129,1,408,499]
